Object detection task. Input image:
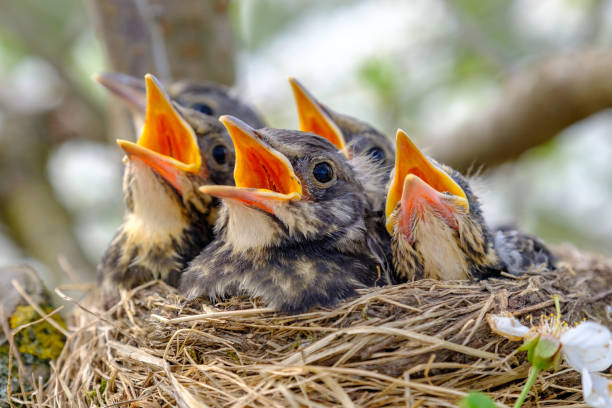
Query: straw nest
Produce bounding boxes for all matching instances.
[26,245,612,407]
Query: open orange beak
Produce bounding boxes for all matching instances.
[116,74,202,192]
[199,115,302,213]
[385,129,468,234]
[93,71,146,115]
[289,77,349,158]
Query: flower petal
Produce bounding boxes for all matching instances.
[582,369,612,408]
[561,322,612,372]
[486,313,529,341]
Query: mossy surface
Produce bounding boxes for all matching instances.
[9,305,66,361]
[1,305,66,406]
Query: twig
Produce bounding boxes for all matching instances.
[430,49,612,172]
[11,280,69,337]
[157,308,276,324]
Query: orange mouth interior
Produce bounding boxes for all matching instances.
[199,116,302,212]
[289,77,348,157]
[117,74,202,191]
[386,129,468,234]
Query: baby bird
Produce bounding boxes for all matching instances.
[98,75,234,305]
[288,77,394,173]
[385,129,502,282]
[289,78,393,264]
[180,116,388,313]
[94,71,266,128]
[386,130,556,282]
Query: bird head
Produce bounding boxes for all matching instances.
[288,77,395,170]
[172,104,236,188]
[93,71,265,128]
[199,115,370,248]
[116,74,206,200]
[385,129,496,280]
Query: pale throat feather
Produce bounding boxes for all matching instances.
[223,201,279,252]
[411,212,469,280]
[124,160,188,243]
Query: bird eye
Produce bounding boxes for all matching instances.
[312,162,334,183]
[212,144,227,164]
[366,146,385,162]
[191,103,214,115]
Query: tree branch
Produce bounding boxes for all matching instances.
[88,0,235,84]
[429,49,612,173]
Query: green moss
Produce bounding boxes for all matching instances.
[226,350,240,364]
[84,379,108,406]
[9,305,66,361]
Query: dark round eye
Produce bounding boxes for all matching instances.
[313,162,334,183]
[366,146,385,162]
[212,144,227,164]
[191,103,214,115]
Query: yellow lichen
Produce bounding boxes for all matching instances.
[9,305,66,360]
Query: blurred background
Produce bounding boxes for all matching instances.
[1,0,611,291]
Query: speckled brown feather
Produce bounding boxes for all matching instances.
[180,128,388,313]
[389,159,555,282]
[98,110,235,307]
[292,83,395,273]
[389,161,502,282]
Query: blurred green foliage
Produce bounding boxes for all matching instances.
[459,392,498,408]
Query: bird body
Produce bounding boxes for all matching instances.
[180,116,387,313]
[386,129,554,282]
[386,130,502,282]
[97,75,234,305]
[288,78,393,271]
[493,227,555,275]
[100,158,213,289]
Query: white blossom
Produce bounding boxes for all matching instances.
[582,369,612,408]
[561,321,612,373]
[486,313,529,341]
[487,313,612,408]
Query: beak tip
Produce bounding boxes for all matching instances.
[144,73,165,95]
[219,115,250,132]
[116,139,130,150]
[396,128,409,142]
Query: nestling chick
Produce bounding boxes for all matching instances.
[94,71,266,128]
[98,75,234,305]
[180,116,388,313]
[386,130,503,282]
[289,77,394,173]
[289,78,393,266]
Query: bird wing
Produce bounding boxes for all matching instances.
[493,227,556,275]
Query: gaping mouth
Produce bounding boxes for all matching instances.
[93,71,147,115]
[116,74,202,191]
[385,129,469,234]
[199,115,302,213]
[289,77,349,157]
